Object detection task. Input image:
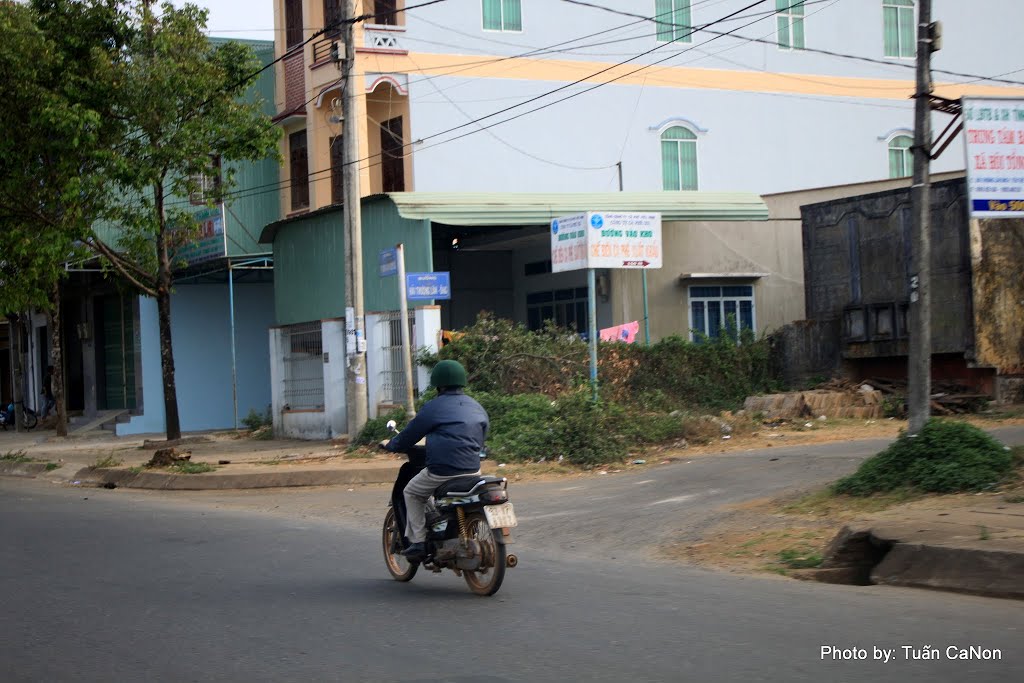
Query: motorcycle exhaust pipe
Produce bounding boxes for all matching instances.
[506,554,518,568]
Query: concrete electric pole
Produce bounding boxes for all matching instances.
[908,0,936,434]
[342,0,369,439]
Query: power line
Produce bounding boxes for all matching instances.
[557,0,1024,87]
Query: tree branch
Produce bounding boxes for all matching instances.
[86,236,158,297]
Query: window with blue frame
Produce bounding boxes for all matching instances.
[689,285,755,342]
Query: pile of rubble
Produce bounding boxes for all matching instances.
[744,377,991,420]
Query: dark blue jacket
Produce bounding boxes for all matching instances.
[385,390,489,475]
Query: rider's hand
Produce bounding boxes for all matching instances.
[378,438,391,450]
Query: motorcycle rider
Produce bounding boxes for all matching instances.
[382,359,489,562]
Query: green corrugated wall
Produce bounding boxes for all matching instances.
[272,197,433,325]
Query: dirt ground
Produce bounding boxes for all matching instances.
[657,411,1024,576]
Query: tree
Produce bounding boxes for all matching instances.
[87,1,280,440]
[0,0,129,436]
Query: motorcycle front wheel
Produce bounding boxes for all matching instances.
[382,507,417,582]
[463,511,506,596]
[22,409,37,430]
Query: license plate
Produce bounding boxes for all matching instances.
[483,502,518,529]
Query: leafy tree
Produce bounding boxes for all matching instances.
[0,0,129,436]
[86,0,279,440]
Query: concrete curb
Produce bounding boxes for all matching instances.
[871,542,1024,599]
[0,461,53,478]
[83,466,402,490]
[808,524,1024,600]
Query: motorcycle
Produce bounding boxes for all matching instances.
[0,401,38,431]
[381,421,518,596]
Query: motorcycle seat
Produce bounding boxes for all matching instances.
[434,475,505,497]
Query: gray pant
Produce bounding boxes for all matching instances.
[403,468,480,544]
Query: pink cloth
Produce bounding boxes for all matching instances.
[599,321,640,344]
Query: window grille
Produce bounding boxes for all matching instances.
[377,311,416,405]
[282,322,324,409]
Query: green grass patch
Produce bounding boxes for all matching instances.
[93,453,123,469]
[1,450,32,463]
[782,487,922,517]
[777,547,824,569]
[1005,493,1024,504]
[44,462,61,471]
[167,461,217,475]
[833,419,1014,496]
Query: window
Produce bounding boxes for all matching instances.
[380,116,405,192]
[289,130,309,211]
[285,0,303,48]
[188,155,221,205]
[689,285,755,342]
[329,135,344,205]
[323,0,342,37]
[888,134,913,178]
[883,0,915,58]
[661,126,698,191]
[776,0,805,50]
[482,0,521,32]
[374,0,399,26]
[656,0,692,43]
[527,287,588,332]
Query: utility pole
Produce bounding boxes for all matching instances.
[908,0,935,434]
[342,0,368,439]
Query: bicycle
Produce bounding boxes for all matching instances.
[0,400,38,431]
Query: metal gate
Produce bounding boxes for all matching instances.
[282,322,324,409]
[376,311,415,406]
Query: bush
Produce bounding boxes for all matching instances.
[241,406,272,431]
[352,408,410,448]
[833,420,1014,496]
[473,390,626,467]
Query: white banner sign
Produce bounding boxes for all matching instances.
[551,212,662,272]
[963,98,1024,218]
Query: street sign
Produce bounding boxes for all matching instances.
[551,212,662,272]
[406,272,451,300]
[963,97,1024,218]
[379,247,398,277]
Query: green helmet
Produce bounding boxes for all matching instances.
[430,359,468,389]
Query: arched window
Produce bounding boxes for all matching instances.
[888,134,913,178]
[661,126,698,191]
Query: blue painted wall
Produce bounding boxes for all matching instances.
[117,282,275,435]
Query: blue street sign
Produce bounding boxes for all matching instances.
[406,272,451,300]
[379,248,398,277]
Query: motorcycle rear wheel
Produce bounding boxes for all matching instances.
[22,410,37,430]
[462,511,506,596]
[382,507,417,582]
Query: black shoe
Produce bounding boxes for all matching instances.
[402,542,426,562]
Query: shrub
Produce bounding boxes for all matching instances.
[833,420,1014,496]
[241,406,272,431]
[352,408,410,448]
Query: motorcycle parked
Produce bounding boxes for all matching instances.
[0,401,37,431]
[381,421,518,596]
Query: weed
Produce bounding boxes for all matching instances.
[241,406,273,431]
[1,450,31,463]
[1004,493,1024,504]
[251,425,273,441]
[782,487,921,516]
[833,419,1014,496]
[777,547,824,569]
[44,462,61,471]
[93,453,123,469]
[978,526,991,541]
[167,461,216,474]
[128,466,143,474]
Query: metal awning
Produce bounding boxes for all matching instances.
[385,191,768,226]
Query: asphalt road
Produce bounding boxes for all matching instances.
[3,442,1023,683]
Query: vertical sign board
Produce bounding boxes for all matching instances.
[963,98,1024,218]
[379,247,398,277]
